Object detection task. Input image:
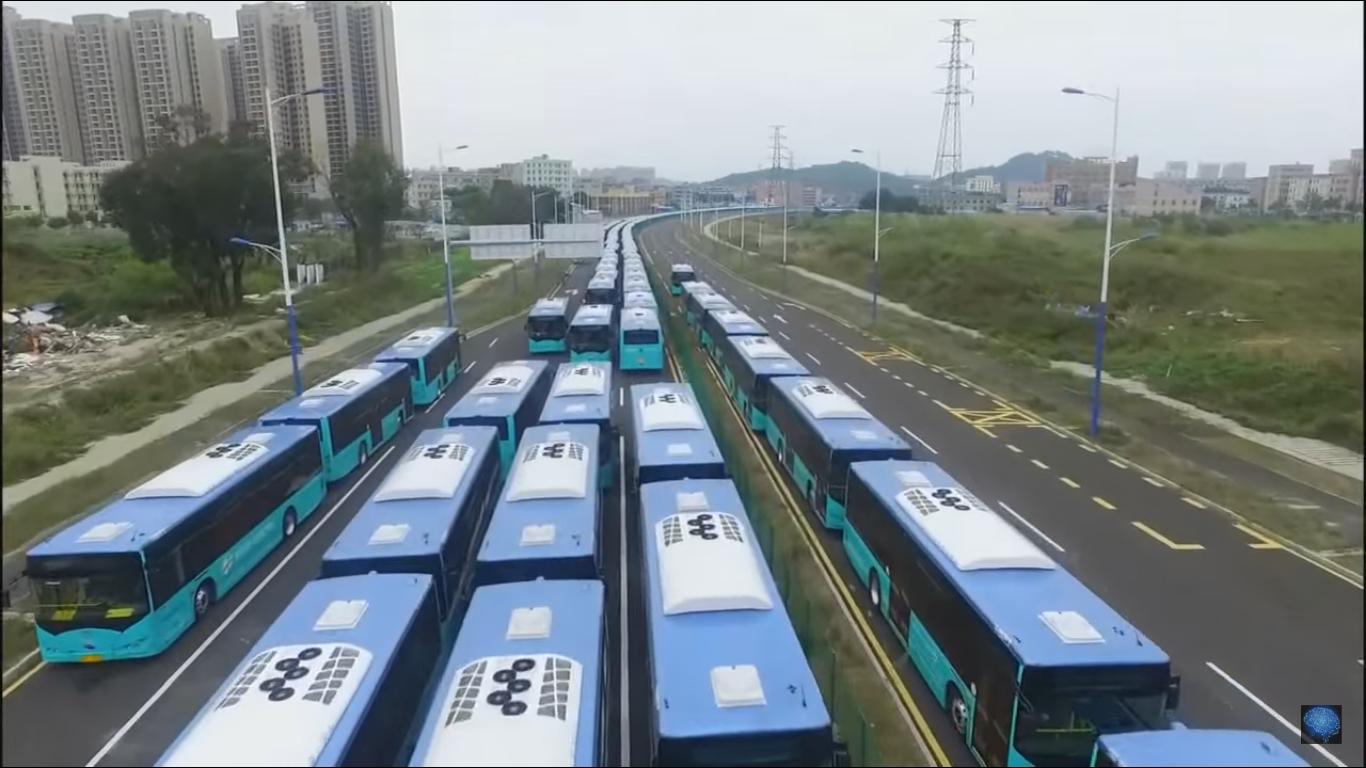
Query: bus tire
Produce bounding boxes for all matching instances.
[946,684,968,737]
[193,581,216,621]
[282,509,298,539]
[868,571,881,610]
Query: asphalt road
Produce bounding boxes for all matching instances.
[638,216,1363,768]
[1,259,671,767]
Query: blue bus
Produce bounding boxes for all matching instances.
[444,360,553,481]
[630,382,728,485]
[1093,729,1307,767]
[26,424,327,663]
[319,427,501,621]
[843,460,1181,767]
[569,304,615,363]
[585,274,617,307]
[689,294,735,337]
[765,376,912,529]
[620,306,664,371]
[475,423,602,586]
[669,263,696,295]
[410,579,607,767]
[624,290,657,310]
[260,362,410,482]
[158,573,442,767]
[373,327,461,408]
[540,362,616,489]
[639,479,832,765]
[527,297,571,355]
[715,334,809,432]
[681,283,724,329]
[700,308,766,362]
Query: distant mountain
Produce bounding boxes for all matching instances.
[949,151,1073,185]
[706,161,927,202]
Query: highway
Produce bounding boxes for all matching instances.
[637,215,1364,768]
[1,259,670,767]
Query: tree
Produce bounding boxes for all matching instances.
[85,210,101,225]
[148,105,212,152]
[858,188,923,213]
[101,134,299,315]
[329,140,406,272]
[1301,190,1325,213]
[47,216,69,229]
[66,208,85,227]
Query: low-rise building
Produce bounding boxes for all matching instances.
[1004,181,1063,207]
[2,154,128,218]
[1115,178,1201,217]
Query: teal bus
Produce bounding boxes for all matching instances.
[669,263,696,295]
[526,297,571,354]
[619,306,664,371]
[699,307,766,363]
[1093,729,1307,767]
[443,359,554,481]
[260,362,410,483]
[25,424,327,662]
[843,460,1182,767]
[715,334,809,432]
[569,304,614,363]
[540,362,616,490]
[373,326,461,408]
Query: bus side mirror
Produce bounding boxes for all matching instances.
[1166,675,1182,710]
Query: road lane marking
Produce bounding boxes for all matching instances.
[85,444,400,767]
[1108,458,1128,469]
[772,314,788,324]
[1131,521,1204,550]
[1060,477,1080,489]
[915,388,926,394]
[877,366,889,373]
[899,426,939,455]
[2,651,44,697]
[618,387,624,407]
[845,382,867,399]
[1234,523,1284,550]
[1093,496,1117,510]
[1205,662,1346,768]
[1181,497,1208,509]
[1006,444,1022,453]
[487,336,498,349]
[1078,443,1098,453]
[1031,459,1050,470]
[1142,476,1165,487]
[778,330,792,341]
[973,390,986,397]
[998,502,1065,553]
[617,433,631,766]
[805,352,821,366]
[892,374,902,381]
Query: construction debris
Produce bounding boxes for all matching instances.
[3,303,151,374]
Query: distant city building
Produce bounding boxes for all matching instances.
[72,14,143,163]
[1264,163,1314,208]
[1220,161,1246,179]
[2,154,128,218]
[1195,162,1220,180]
[1161,160,1188,179]
[513,154,574,196]
[583,165,655,184]
[217,37,247,125]
[128,10,229,148]
[1004,181,1064,207]
[1045,155,1139,208]
[1115,178,1201,217]
[1202,187,1252,212]
[405,165,500,216]
[965,174,999,194]
[5,10,85,162]
[308,0,404,171]
[800,186,822,208]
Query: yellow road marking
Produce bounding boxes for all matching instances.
[1093,496,1117,510]
[931,399,951,410]
[1078,443,1098,453]
[2,659,46,698]
[1143,476,1166,488]
[1132,521,1205,550]
[1060,477,1080,489]
[1235,524,1284,550]
[1031,459,1050,470]
[1006,444,1023,453]
[946,405,1041,429]
[1108,458,1128,469]
[1181,497,1208,509]
[855,348,918,364]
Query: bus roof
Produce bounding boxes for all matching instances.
[529,298,570,317]
[623,291,657,309]
[850,460,1169,669]
[722,335,810,378]
[28,424,319,557]
[696,294,733,312]
[411,580,605,767]
[671,263,695,273]
[260,362,408,423]
[477,423,600,571]
[373,327,458,362]
[571,304,613,326]
[707,308,767,337]
[540,363,612,424]
[1097,730,1307,767]
[320,427,498,564]
[640,479,830,741]
[680,281,713,296]
[630,383,726,475]
[444,360,551,422]
[624,278,650,293]
[769,377,910,453]
[157,573,435,767]
[587,275,615,289]
[621,307,661,331]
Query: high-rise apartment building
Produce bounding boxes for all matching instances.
[217,37,247,125]
[72,14,143,162]
[128,10,229,150]
[237,2,330,182]
[1195,162,1220,180]
[308,1,403,170]
[5,10,84,162]
[1220,161,1247,179]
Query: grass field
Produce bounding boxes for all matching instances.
[724,213,1364,450]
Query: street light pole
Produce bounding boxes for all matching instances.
[852,147,882,324]
[1063,86,1121,435]
[531,189,554,296]
[437,144,469,328]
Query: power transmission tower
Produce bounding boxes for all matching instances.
[767,125,787,205]
[932,18,974,194]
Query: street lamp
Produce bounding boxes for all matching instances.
[437,143,469,328]
[782,148,793,292]
[262,84,330,396]
[851,147,883,323]
[1063,85,1122,435]
[531,189,555,294]
[230,237,305,395]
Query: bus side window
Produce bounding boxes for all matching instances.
[145,551,184,607]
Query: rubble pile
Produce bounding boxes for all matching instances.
[3,304,150,374]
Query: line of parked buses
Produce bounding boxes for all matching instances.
[21,213,1307,767]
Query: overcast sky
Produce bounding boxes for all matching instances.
[12,1,1364,180]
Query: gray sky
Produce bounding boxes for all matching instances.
[12,1,1364,180]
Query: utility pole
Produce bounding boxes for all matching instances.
[767,125,786,206]
[932,18,974,206]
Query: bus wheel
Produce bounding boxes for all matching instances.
[193,581,216,621]
[947,684,968,737]
[282,509,298,538]
[868,572,881,609]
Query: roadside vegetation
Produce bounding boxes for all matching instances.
[726,213,1364,451]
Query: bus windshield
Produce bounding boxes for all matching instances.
[586,288,615,305]
[571,325,613,352]
[27,553,150,629]
[623,329,659,345]
[526,315,567,340]
[1014,673,1169,766]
